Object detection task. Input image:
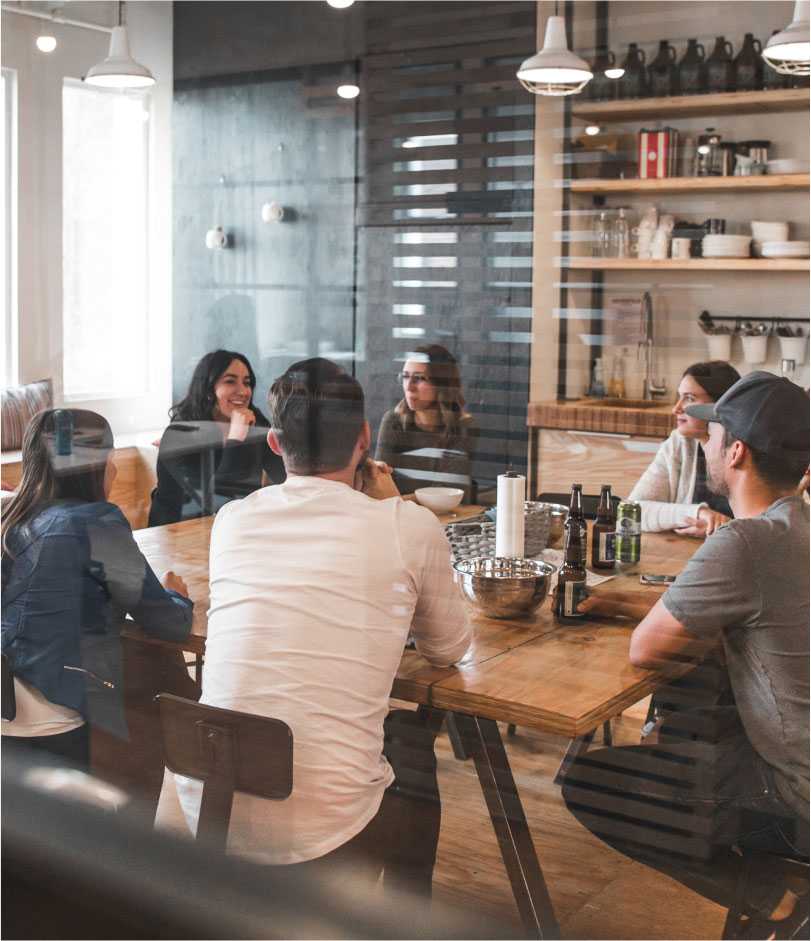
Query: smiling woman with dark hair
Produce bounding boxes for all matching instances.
[149,349,286,526]
[629,360,741,535]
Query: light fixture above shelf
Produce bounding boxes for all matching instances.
[517,13,592,96]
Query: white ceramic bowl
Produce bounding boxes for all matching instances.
[415,487,464,513]
[751,221,790,237]
[767,158,809,175]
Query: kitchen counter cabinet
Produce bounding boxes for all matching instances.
[531,428,663,500]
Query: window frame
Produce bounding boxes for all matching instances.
[61,78,164,432]
[2,67,18,388]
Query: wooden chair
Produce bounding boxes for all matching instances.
[156,694,293,854]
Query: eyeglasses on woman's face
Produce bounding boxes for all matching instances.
[397,371,430,386]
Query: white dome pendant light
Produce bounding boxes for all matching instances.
[517,7,592,96]
[763,0,810,75]
[85,1,155,89]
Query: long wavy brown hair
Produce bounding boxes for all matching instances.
[1,409,114,557]
[395,344,470,443]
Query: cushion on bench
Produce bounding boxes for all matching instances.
[1,379,53,451]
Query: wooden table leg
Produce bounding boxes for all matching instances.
[452,712,560,940]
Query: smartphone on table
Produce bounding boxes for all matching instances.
[639,573,677,586]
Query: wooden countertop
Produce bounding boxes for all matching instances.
[528,398,675,438]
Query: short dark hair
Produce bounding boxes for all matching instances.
[683,361,740,402]
[268,358,365,474]
[722,427,808,489]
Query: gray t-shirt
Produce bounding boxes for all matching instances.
[663,495,809,821]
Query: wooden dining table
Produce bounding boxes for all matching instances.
[128,508,699,939]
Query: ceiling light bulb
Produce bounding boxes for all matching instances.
[326,0,355,7]
[763,0,810,74]
[337,84,360,99]
[604,66,625,79]
[36,34,57,53]
[585,125,601,136]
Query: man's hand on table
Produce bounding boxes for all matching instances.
[359,458,400,500]
[162,570,190,597]
[577,588,662,621]
[675,506,730,538]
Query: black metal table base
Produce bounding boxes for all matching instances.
[448,711,561,939]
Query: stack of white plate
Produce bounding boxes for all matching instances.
[701,234,752,259]
[767,158,810,175]
[760,240,810,259]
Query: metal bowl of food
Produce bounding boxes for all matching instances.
[536,503,568,548]
[452,557,555,620]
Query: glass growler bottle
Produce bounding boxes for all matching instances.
[591,484,616,570]
[554,516,588,624]
[567,483,588,568]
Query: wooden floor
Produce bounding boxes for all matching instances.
[154,694,726,940]
[424,696,726,940]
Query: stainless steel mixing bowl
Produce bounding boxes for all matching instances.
[452,557,555,620]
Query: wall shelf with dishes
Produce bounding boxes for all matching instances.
[567,173,809,194]
[564,257,809,272]
[571,87,809,122]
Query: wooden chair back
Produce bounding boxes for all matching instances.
[157,693,293,854]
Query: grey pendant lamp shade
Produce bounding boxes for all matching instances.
[763,0,810,75]
[517,14,592,96]
[84,3,155,89]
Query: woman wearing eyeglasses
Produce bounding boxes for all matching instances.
[375,345,478,500]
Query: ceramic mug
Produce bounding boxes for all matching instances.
[672,237,691,259]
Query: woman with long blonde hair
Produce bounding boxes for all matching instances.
[375,344,478,499]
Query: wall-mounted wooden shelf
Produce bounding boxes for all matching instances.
[564,257,810,271]
[571,87,810,123]
[568,173,809,195]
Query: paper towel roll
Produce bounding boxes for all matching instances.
[496,472,525,558]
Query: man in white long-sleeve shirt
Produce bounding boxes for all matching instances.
[176,358,471,893]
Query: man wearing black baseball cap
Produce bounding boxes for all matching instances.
[562,371,809,935]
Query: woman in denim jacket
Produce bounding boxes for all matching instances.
[2,409,193,771]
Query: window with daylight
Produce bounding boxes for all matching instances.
[2,68,17,388]
[62,80,150,399]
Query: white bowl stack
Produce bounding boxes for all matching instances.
[751,221,789,258]
[701,234,752,259]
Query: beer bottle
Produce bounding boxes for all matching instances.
[568,483,588,568]
[554,515,588,623]
[591,484,616,570]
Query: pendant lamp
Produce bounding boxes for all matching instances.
[85,2,155,88]
[763,0,810,75]
[517,13,593,96]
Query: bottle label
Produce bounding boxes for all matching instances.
[598,531,616,563]
[563,579,587,618]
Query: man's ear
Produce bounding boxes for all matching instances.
[267,430,283,456]
[359,421,371,454]
[728,438,748,470]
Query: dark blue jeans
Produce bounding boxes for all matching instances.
[561,705,807,916]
